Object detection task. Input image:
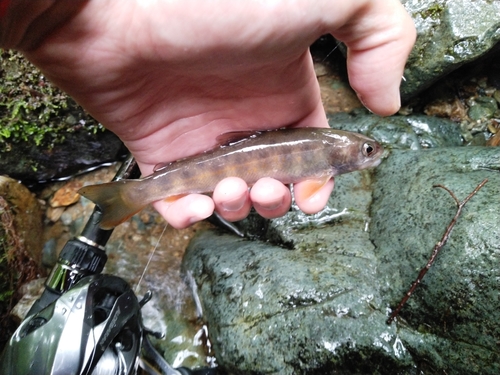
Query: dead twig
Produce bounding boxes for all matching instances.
[386,178,488,325]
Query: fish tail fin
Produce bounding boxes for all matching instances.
[78,180,144,229]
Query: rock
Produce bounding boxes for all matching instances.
[327,110,463,149]
[0,176,44,348]
[49,180,83,207]
[9,278,46,322]
[0,176,44,264]
[467,96,498,121]
[371,147,500,375]
[183,164,413,374]
[400,0,500,98]
[45,206,65,223]
[0,129,126,184]
[181,145,500,373]
[0,50,128,184]
[494,89,500,104]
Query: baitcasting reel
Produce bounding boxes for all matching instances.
[0,156,217,375]
[0,274,144,375]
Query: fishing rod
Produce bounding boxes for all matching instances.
[0,155,218,375]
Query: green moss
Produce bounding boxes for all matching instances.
[420,3,445,20]
[0,49,104,152]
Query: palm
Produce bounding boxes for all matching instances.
[26,1,328,173]
[23,0,415,228]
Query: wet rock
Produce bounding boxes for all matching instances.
[423,97,468,122]
[183,146,500,374]
[467,96,498,121]
[46,206,65,223]
[400,0,500,98]
[0,129,126,184]
[371,147,500,375]
[9,278,46,322]
[183,230,412,375]
[327,110,463,149]
[182,165,413,374]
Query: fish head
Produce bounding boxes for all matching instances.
[324,130,384,175]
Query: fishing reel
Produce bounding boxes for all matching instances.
[0,156,217,375]
[1,274,144,375]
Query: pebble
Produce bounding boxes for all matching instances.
[49,180,83,208]
[467,96,498,121]
[46,206,65,222]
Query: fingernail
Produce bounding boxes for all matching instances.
[257,196,283,211]
[356,93,374,114]
[189,215,206,225]
[221,197,247,212]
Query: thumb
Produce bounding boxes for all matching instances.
[332,0,416,116]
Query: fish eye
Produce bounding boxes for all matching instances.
[362,142,376,157]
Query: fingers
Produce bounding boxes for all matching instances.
[153,194,214,229]
[294,178,334,214]
[213,177,292,220]
[153,176,334,228]
[250,177,292,219]
[213,177,252,222]
[329,0,417,116]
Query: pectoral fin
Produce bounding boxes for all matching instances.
[293,176,333,203]
[163,194,187,203]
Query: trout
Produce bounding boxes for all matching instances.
[79,128,383,229]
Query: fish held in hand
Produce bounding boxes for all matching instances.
[79,128,383,229]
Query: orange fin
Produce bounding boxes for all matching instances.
[163,194,187,203]
[293,176,332,202]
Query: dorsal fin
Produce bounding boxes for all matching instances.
[215,130,263,147]
[154,130,264,172]
[153,161,174,172]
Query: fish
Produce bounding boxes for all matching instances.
[78,128,384,229]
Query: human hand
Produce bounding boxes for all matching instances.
[5,0,415,228]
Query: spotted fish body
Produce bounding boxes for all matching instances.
[79,128,383,229]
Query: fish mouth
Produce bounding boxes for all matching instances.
[364,146,385,169]
[370,157,383,168]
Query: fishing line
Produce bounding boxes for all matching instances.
[135,223,168,294]
[321,41,342,62]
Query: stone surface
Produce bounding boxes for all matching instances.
[182,144,500,374]
[400,0,500,98]
[371,147,500,375]
[49,180,83,207]
[0,176,44,349]
[327,110,463,150]
[0,176,44,263]
[0,129,126,184]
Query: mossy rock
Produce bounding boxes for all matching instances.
[0,50,126,183]
[0,176,44,351]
